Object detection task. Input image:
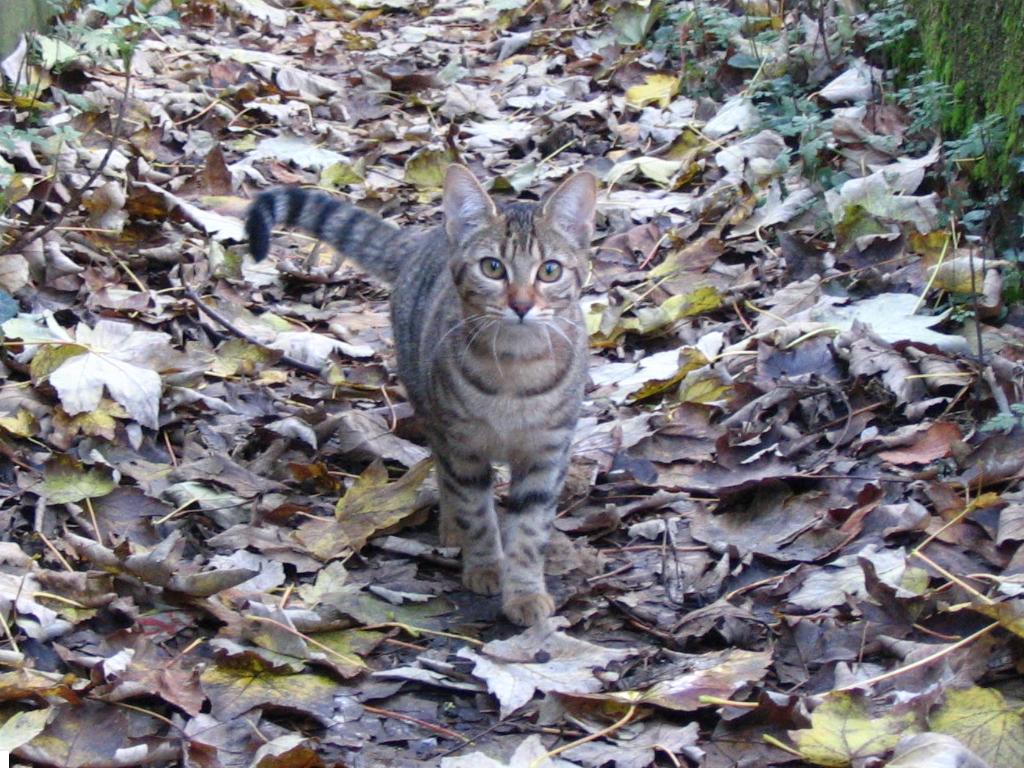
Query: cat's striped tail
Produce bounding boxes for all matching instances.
[246,187,405,283]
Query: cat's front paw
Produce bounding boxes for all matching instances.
[502,591,555,626]
[438,515,461,548]
[463,564,501,595]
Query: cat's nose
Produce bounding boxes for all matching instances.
[509,298,533,319]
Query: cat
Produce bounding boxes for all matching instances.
[246,165,596,625]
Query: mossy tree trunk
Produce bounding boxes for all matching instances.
[0,0,50,58]
[905,0,1024,185]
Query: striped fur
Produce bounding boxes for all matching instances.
[247,165,596,626]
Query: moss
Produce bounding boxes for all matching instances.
[904,0,1024,187]
[0,0,51,58]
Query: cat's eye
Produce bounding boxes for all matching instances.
[480,258,506,280]
[537,260,563,283]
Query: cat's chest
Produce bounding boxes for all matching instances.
[427,353,582,455]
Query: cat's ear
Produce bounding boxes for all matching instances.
[541,171,597,250]
[444,164,498,243]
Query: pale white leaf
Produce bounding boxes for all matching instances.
[888,734,990,768]
[268,331,375,364]
[222,0,288,26]
[818,60,882,103]
[457,618,634,718]
[441,734,579,768]
[48,320,169,429]
[808,292,969,353]
[134,182,245,241]
[703,96,760,138]
[249,135,348,171]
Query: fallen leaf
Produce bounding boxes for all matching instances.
[16,701,177,767]
[0,708,51,753]
[41,456,117,505]
[441,734,578,767]
[790,691,920,766]
[888,733,990,768]
[458,618,635,718]
[570,648,771,712]
[564,721,699,768]
[200,651,339,723]
[47,319,169,428]
[295,459,433,558]
[877,422,963,465]
[625,74,680,109]
[929,686,1024,768]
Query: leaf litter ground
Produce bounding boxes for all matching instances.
[1,1,1024,766]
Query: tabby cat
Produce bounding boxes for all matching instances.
[246,165,596,625]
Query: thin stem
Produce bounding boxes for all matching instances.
[183,288,321,376]
[534,704,638,767]
[245,615,367,669]
[835,622,999,692]
[362,704,470,744]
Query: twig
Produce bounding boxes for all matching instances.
[183,288,322,376]
[37,532,74,571]
[360,622,484,647]
[0,603,20,654]
[910,550,992,605]
[84,497,102,545]
[835,622,999,692]
[245,615,366,669]
[981,365,1012,419]
[435,719,509,759]
[914,228,951,313]
[535,704,638,766]
[362,704,470,743]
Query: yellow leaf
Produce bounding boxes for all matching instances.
[41,456,117,505]
[929,687,1024,767]
[626,74,680,109]
[53,399,125,443]
[660,285,724,319]
[404,147,458,190]
[212,339,282,377]
[677,373,731,405]
[0,408,35,438]
[30,343,86,382]
[790,691,920,766]
[608,156,684,187]
[907,230,950,263]
[966,601,1024,638]
[200,653,339,722]
[927,256,1011,295]
[320,158,366,189]
[296,459,433,558]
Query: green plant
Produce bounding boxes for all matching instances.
[0,0,178,252]
[980,403,1024,434]
[861,0,917,53]
[893,71,950,152]
[649,2,747,97]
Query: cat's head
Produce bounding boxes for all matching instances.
[443,165,596,338]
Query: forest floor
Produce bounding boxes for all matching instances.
[1,1,1023,766]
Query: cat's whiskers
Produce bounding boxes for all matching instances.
[491,321,507,376]
[463,316,500,359]
[543,317,575,349]
[432,314,487,365]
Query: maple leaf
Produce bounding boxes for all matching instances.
[40,319,169,429]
